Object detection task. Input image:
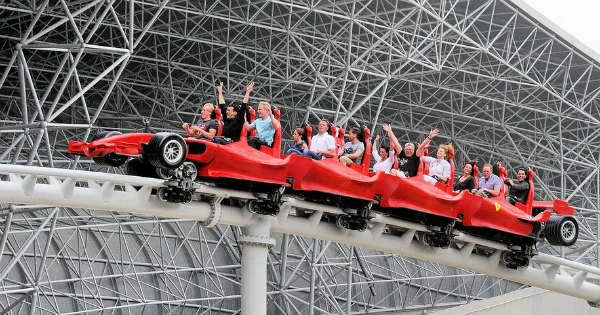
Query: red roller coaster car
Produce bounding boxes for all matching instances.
[68,125,579,269]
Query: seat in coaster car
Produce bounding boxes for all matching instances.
[498,166,508,196]
[258,107,282,158]
[330,125,340,155]
[472,164,479,189]
[391,140,401,170]
[445,146,455,192]
[337,126,345,145]
[248,107,257,137]
[337,127,345,156]
[514,169,535,215]
[214,107,224,136]
[305,125,312,148]
[417,148,429,176]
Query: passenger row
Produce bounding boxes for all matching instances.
[182,82,531,211]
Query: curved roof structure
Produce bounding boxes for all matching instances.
[0,0,599,314]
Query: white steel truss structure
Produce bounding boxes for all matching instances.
[1,0,600,314]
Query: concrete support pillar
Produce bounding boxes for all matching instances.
[239,218,275,315]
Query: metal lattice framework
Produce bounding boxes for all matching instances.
[1,0,599,314]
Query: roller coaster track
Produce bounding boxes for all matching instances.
[1,164,599,307]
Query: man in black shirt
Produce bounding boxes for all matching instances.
[217,82,253,141]
[394,143,420,177]
[505,168,530,205]
[182,103,219,140]
[382,124,422,178]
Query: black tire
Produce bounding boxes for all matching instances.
[146,132,187,169]
[544,216,579,246]
[92,131,128,167]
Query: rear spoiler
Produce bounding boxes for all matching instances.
[533,199,574,216]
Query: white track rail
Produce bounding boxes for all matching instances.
[1,165,599,305]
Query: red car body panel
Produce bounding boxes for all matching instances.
[458,193,543,236]
[375,174,467,219]
[285,155,383,201]
[68,133,153,157]
[190,139,289,185]
[374,172,555,236]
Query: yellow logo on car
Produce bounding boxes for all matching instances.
[495,202,501,212]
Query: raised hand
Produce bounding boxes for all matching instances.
[217,82,224,93]
[247,82,254,93]
[374,134,380,142]
[382,124,391,132]
[429,129,440,138]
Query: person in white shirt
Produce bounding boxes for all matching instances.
[417,129,452,185]
[371,131,395,173]
[304,120,336,160]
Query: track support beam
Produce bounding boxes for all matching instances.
[239,217,275,315]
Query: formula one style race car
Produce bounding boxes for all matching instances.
[68,127,579,269]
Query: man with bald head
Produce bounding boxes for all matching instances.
[304,120,336,160]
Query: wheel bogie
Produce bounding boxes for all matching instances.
[157,187,193,203]
[501,250,531,269]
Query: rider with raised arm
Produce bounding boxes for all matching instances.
[417,129,452,185]
[217,82,253,141]
[385,124,422,178]
[372,133,395,173]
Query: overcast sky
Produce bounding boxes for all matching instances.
[520,0,600,55]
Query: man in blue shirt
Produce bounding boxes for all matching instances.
[245,101,281,150]
[471,163,502,198]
